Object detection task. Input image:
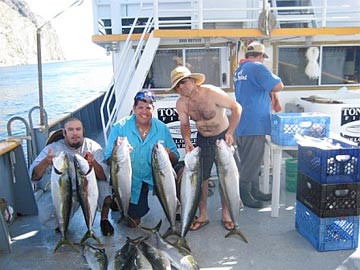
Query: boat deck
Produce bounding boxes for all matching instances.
[1,164,360,270]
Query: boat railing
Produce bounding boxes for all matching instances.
[6,116,35,168]
[100,2,156,143]
[94,0,360,36]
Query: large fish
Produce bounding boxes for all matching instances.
[83,242,108,270]
[151,142,178,238]
[111,136,132,222]
[112,237,151,270]
[175,147,202,253]
[74,153,100,244]
[131,244,153,270]
[215,139,248,243]
[112,237,137,270]
[51,151,77,252]
[138,238,172,270]
[142,220,200,270]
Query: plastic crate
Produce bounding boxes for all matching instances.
[295,201,359,252]
[298,137,360,184]
[296,172,360,217]
[271,112,330,146]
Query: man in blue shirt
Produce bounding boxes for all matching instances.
[104,90,180,227]
[233,42,284,208]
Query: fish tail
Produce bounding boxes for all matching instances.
[80,230,102,245]
[174,237,191,253]
[162,226,180,239]
[54,237,79,253]
[225,228,248,244]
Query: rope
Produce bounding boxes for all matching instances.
[305,47,320,80]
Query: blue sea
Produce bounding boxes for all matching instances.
[0,58,113,141]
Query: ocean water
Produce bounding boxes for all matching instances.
[0,58,113,141]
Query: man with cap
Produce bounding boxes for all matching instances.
[170,66,242,231]
[233,41,284,208]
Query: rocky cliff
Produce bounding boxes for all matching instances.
[0,0,64,66]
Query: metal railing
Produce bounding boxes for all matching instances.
[94,0,360,35]
[100,3,157,143]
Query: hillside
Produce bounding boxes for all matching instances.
[0,0,64,66]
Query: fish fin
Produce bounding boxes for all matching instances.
[225,228,248,243]
[54,237,79,253]
[80,230,101,245]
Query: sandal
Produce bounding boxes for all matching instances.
[100,219,114,236]
[190,217,210,231]
[222,220,235,231]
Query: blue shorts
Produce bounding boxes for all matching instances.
[196,129,227,180]
[128,182,150,219]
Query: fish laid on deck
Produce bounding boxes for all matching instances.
[50,151,78,253]
[112,237,137,269]
[151,142,178,238]
[143,221,200,270]
[74,153,101,244]
[112,237,153,270]
[111,136,133,221]
[138,237,172,270]
[176,146,202,253]
[83,242,108,270]
[215,139,248,243]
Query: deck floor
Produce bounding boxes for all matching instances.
[1,167,360,270]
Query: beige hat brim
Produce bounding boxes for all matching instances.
[168,73,205,91]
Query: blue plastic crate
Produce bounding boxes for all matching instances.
[298,137,360,184]
[271,113,330,146]
[295,200,359,252]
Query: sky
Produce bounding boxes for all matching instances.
[24,0,108,60]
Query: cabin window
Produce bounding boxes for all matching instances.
[145,48,221,89]
[278,45,360,86]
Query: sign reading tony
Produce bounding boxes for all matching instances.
[156,105,197,159]
[341,107,360,144]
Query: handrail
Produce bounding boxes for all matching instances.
[28,106,49,160]
[95,0,360,35]
[100,2,156,143]
[6,116,34,167]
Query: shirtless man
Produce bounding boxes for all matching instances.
[170,66,242,231]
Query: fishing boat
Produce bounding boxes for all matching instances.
[1,0,360,269]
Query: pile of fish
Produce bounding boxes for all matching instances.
[51,137,247,268]
[83,220,200,270]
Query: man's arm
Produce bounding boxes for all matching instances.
[84,151,107,181]
[212,88,242,145]
[31,148,54,181]
[270,81,284,112]
[176,99,194,152]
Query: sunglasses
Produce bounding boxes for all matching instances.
[176,77,191,88]
[134,91,156,102]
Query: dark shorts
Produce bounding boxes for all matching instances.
[128,182,150,219]
[196,129,227,180]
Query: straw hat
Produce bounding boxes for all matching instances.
[246,42,269,58]
[169,66,205,91]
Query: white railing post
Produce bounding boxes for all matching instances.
[154,0,159,30]
[321,0,327,27]
[198,0,203,30]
